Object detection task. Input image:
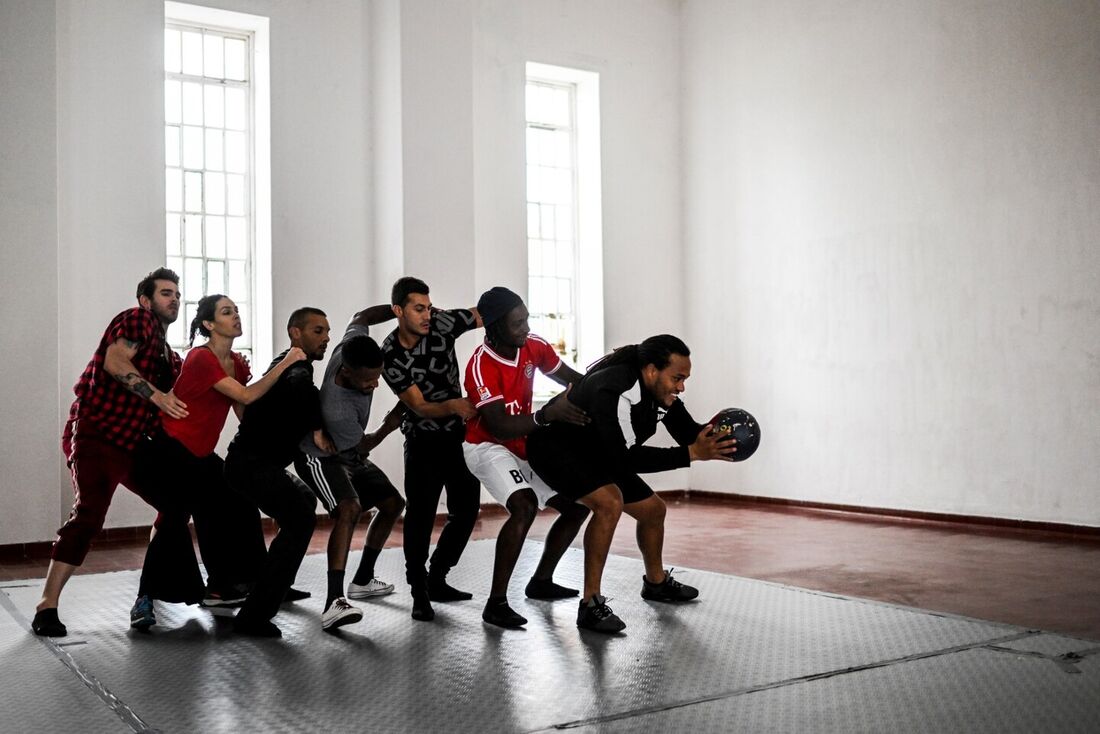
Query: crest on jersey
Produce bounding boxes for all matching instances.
[478,386,492,401]
[524,363,535,378]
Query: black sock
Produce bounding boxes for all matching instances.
[487,595,507,606]
[327,570,345,607]
[353,547,382,586]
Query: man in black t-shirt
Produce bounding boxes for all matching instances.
[380,277,482,621]
[223,307,331,637]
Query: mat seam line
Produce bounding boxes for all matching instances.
[534,629,1041,731]
[0,587,161,734]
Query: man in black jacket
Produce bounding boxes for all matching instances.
[527,334,737,633]
[223,307,331,637]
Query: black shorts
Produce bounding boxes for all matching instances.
[526,427,654,504]
[293,453,401,515]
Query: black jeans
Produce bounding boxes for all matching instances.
[129,435,204,603]
[402,432,480,584]
[133,432,267,598]
[224,449,317,622]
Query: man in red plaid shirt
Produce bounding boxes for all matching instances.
[32,268,193,637]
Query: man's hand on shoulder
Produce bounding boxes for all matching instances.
[541,386,588,426]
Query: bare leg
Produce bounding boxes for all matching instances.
[533,498,589,581]
[622,494,667,583]
[577,485,623,601]
[490,490,538,598]
[363,494,405,552]
[328,499,363,573]
[37,560,78,612]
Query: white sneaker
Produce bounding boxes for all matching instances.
[321,597,363,631]
[347,578,395,599]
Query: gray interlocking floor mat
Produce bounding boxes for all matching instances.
[3,541,1098,733]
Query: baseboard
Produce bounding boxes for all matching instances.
[4,490,1097,562]
[665,489,1100,540]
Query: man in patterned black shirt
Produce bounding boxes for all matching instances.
[381,277,483,621]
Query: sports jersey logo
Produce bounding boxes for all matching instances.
[524,362,534,378]
[478,386,492,401]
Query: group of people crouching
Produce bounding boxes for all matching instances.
[31,269,737,639]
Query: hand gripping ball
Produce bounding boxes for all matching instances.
[709,408,760,462]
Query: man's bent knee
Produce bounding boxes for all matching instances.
[506,489,538,526]
[335,498,362,524]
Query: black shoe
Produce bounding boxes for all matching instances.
[482,599,527,628]
[576,595,626,633]
[411,593,435,622]
[31,608,67,637]
[283,587,311,603]
[233,616,282,638]
[525,577,579,600]
[427,577,473,602]
[640,569,699,602]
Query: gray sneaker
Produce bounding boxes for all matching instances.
[347,578,395,599]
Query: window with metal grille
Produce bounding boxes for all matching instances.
[526,79,578,367]
[164,20,253,355]
[526,63,603,396]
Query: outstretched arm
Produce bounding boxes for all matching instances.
[546,363,583,387]
[358,403,405,455]
[477,385,589,441]
[104,338,188,419]
[397,383,476,421]
[211,347,307,405]
[348,304,397,328]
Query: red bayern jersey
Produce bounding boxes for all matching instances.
[463,334,562,459]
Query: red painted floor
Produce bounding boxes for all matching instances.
[4,496,1099,640]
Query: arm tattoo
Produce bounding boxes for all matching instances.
[114,371,155,400]
[122,338,140,350]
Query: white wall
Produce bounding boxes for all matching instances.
[0,0,379,542]
[682,0,1100,525]
[0,0,62,545]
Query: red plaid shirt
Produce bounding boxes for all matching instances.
[65,307,182,451]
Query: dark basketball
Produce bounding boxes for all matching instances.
[710,408,760,462]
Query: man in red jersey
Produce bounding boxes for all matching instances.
[462,287,590,628]
[33,268,193,637]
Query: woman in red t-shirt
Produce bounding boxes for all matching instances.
[131,294,304,627]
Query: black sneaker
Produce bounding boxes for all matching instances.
[411,581,435,622]
[233,615,282,638]
[427,577,473,602]
[482,599,527,628]
[525,578,579,600]
[640,569,699,602]
[283,587,311,603]
[576,595,626,633]
[31,608,67,637]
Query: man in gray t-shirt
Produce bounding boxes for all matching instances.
[293,316,406,632]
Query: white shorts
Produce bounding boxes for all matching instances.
[463,441,557,510]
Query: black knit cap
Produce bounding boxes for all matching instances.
[477,286,524,327]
